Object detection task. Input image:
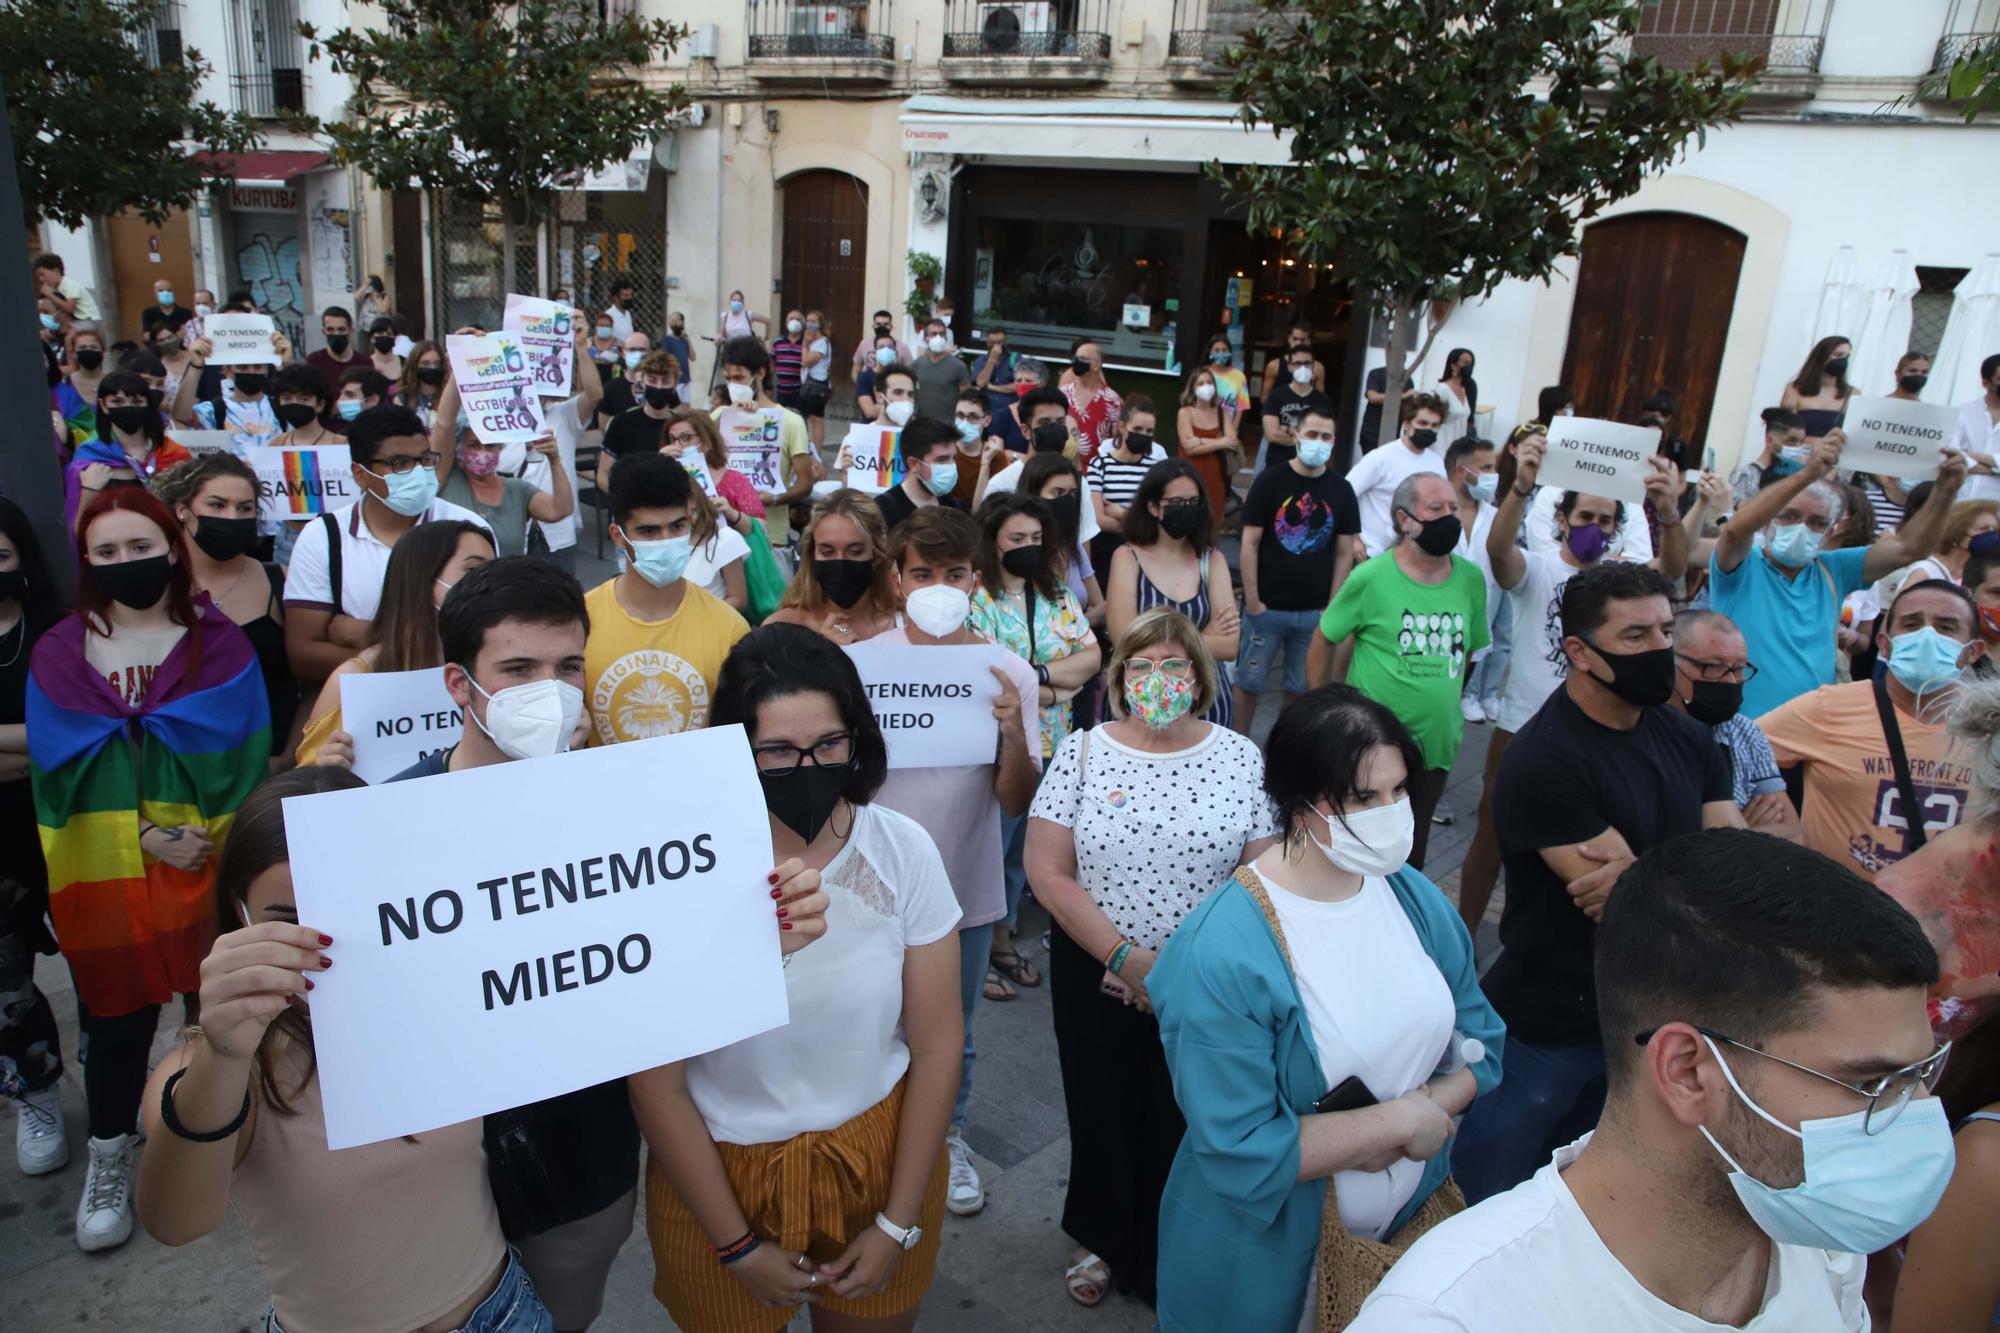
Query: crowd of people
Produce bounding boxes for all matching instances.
[9,257,2000,1332]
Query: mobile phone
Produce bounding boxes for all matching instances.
[1314,1075,1377,1115]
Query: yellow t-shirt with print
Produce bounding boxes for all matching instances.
[583,577,750,746]
[712,402,815,544]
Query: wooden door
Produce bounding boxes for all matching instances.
[107,209,195,338]
[1560,212,1745,455]
[780,170,868,389]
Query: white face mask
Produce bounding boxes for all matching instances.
[1291,365,1313,385]
[927,335,949,354]
[465,676,584,761]
[1306,797,1415,877]
[787,319,803,334]
[905,583,971,637]
[195,303,213,318]
[1194,382,1217,403]
[884,399,915,426]
[725,380,756,404]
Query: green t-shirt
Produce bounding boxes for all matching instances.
[1319,550,1489,770]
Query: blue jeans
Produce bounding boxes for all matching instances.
[1452,1038,1607,1204]
[266,1247,552,1332]
[955,921,995,1128]
[1235,606,1320,697]
[1466,600,1512,704]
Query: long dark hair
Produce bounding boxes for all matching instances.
[1121,459,1213,553]
[1020,451,1084,579]
[1440,347,1478,409]
[96,369,167,455]
[0,497,60,636]
[1791,334,1853,400]
[370,520,494,674]
[975,491,1063,600]
[712,622,888,807]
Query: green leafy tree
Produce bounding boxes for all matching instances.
[1922,37,1999,122]
[1215,0,1757,442]
[3,0,262,229]
[300,0,685,297]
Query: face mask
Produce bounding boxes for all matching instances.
[1296,437,1334,470]
[928,336,950,355]
[232,372,268,397]
[1047,492,1080,527]
[1887,626,1970,695]
[1824,357,1850,379]
[1291,365,1313,385]
[40,314,60,332]
[938,313,952,327]
[787,319,803,334]
[620,531,691,586]
[1582,640,1677,708]
[623,349,645,370]
[1071,357,1092,377]
[157,291,175,306]
[875,346,896,366]
[644,385,679,410]
[465,676,584,762]
[1981,605,2000,643]
[923,462,960,497]
[105,404,153,435]
[1697,1035,1954,1255]
[905,583,971,637]
[1124,431,1154,456]
[1001,544,1042,580]
[415,365,445,386]
[92,553,173,610]
[1899,374,1928,394]
[760,762,849,844]
[1966,531,2000,560]
[730,300,745,314]
[156,335,182,356]
[875,322,892,336]
[1778,442,1812,466]
[1405,510,1462,556]
[1308,797,1415,877]
[324,332,349,353]
[276,402,320,430]
[372,335,396,354]
[726,380,756,405]
[1160,506,1203,540]
[956,419,983,446]
[884,399,915,427]
[1765,520,1824,568]
[1409,427,1438,450]
[1124,669,1197,731]
[670,322,685,335]
[814,557,875,609]
[1565,520,1610,564]
[1467,472,1499,504]
[458,448,502,478]
[377,465,438,517]
[1683,678,1744,726]
[337,399,364,422]
[1031,422,1068,454]
[192,515,260,561]
[75,348,104,371]
[1210,350,1231,366]
[0,569,26,602]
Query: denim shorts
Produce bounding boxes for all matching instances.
[1235,606,1321,696]
[265,1246,552,1333]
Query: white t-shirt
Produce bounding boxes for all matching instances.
[1454,503,1502,639]
[686,803,960,1145]
[984,458,1102,543]
[604,306,635,341]
[1350,1137,1868,1332]
[497,393,585,552]
[1260,865,1455,1241]
[282,497,494,620]
[1525,486,1654,564]
[684,525,749,603]
[806,336,833,384]
[1344,441,1447,557]
[1496,550,1579,733]
[1953,396,2000,502]
[1030,723,1279,950]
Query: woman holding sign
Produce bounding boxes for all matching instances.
[133,766,560,1333]
[634,623,961,1333]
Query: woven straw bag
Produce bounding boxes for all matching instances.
[1230,865,1467,1331]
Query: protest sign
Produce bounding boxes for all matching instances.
[720,406,786,491]
[1839,396,1958,481]
[838,423,905,495]
[502,294,576,398]
[340,668,463,784]
[282,724,788,1149]
[1539,417,1661,507]
[204,313,280,366]
[446,333,548,446]
[676,449,723,500]
[243,444,358,523]
[844,641,1006,768]
[166,429,237,457]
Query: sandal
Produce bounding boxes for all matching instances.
[1065,1250,1111,1307]
[990,948,1042,988]
[983,968,1018,1003]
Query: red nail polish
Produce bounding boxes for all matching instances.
[781,921,793,931]
[318,933,334,946]
[767,872,780,885]
[305,977,315,991]
[320,955,333,969]
[777,908,789,919]
[770,887,783,900]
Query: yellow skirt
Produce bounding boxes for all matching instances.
[646,1080,948,1333]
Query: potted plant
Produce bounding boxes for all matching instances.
[905,250,942,321]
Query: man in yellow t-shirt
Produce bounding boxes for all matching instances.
[584,451,749,745]
[714,335,817,545]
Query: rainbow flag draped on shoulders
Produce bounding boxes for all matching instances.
[27,600,270,1016]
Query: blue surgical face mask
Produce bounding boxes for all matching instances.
[955,419,982,446]
[875,346,895,366]
[1295,437,1334,470]
[1887,626,1971,695]
[623,350,644,370]
[1765,519,1824,569]
[923,462,960,497]
[1697,1035,1954,1255]
[1467,471,1500,504]
[730,300,745,314]
[378,465,438,517]
[157,290,176,307]
[40,313,60,332]
[624,533,691,587]
[337,399,363,422]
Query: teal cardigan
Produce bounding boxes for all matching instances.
[1149,867,1505,1333]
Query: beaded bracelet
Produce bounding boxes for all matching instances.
[713,1230,761,1266]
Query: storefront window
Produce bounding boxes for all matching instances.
[968,217,1183,370]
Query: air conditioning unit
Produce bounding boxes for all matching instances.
[790,4,853,37]
[976,1,1053,52]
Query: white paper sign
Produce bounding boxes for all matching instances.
[1839,396,1959,481]
[844,642,1007,768]
[836,421,903,495]
[676,449,723,500]
[282,725,788,1149]
[242,444,359,523]
[502,294,576,398]
[340,668,464,784]
[446,332,548,446]
[1539,417,1661,507]
[204,313,280,366]
[720,406,787,492]
[166,429,237,457]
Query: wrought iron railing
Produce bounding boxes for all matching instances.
[226,0,307,116]
[1619,0,1831,75]
[140,0,183,67]
[942,0,1110,59]
[746,0,895,60]
[1933,30,1998,74]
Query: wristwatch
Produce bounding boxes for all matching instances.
[874,1211,922,1251]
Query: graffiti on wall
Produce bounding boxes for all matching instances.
[236,231,305,348]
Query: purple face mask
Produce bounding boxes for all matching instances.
[1565,520,1610,563]
[458,447,502,478]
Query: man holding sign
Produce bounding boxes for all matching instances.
[170,324,292,452]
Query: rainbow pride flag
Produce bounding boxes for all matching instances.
[283,448,331,515]
[28,602,270,1015]
[862,427,906,488]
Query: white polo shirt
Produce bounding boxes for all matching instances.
[1952,395,2000,502]
[283,496,492,620]
[496,393,586,552]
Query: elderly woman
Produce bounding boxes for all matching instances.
[1024,608,1279,1308]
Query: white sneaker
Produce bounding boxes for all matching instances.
[75,1133,136,1252]
[1460,695,1486,724]
[1481,695,1503,721]
[945,1130,985,1216]
[16,1085,68,1176]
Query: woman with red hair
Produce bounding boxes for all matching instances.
[26,487,269,1254]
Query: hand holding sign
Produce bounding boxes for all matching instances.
[502,294,576,398]
[1839,396,1961,481]
[195,921,329,1060]
[1539,417,1661,507]
[446,332,547,446]
[204,314,281,366]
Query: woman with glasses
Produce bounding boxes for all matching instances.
[633,624,960,1333]
[1106,460,1239,728]
[1024,608,1278,1307]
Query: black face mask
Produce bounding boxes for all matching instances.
[104,404,153,435]
[1409,427,1438,450]
[1825,357,1850,379]
[1405,511,1462,557]
[1071,358,1092,378]
[372,335,396,354]
[75,348,104,371]
[1683,677,1744,726]
[874,323,892,336]
[1583,640,1678,708]
[192,515,260,561]
[92,553,173,610]
[232,372,268,397]
[1047,493,1080,528]
[760,762,851,845]
[813,557,874,610]
[1899,374,1929,393]
[0,568,27,603]
[1031,422,1068,454]
[415,365,445,386]
[276,402,320,430]
[1001,544,1043,580]
[670,322,685,335]
[1160,505,1203,540]
[325,333,350,353]
[643,385,680,410]
[1123,432,1154,456]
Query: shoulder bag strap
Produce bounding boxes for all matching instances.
[1873,673,1927,853]
[1231,864,1294,973]
[321,511,343,614]
[1073,726,1090,801]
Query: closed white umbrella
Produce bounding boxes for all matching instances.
[1850,251,1920,398]
[1811,246,1868,346]
[1932,253,2000,407]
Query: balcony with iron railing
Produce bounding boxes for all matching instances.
[1931,0,1999,73]
[744,0,896,81]
[139,0,183,67]
[1609,0,1832,89]
[225,0,308,117]
[940,0,1111,84]
[1166,0,1262,82]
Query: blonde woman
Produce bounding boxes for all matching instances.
[765,489,901,643]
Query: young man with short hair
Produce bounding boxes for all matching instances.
[335,367,392,428]
[603,279,637,341]
[1258,342,1334,472]
[583,451,749,746]
[1259,321,1325,399]
[1728,406,1807,508]
[172,326,297,449]
[950,385,999,507]
[1970,546,2000,646]
[596,349,684,491]
[851,308,913,377]
[875,416,970,531]
[1343,392,1450,556]
[914,317,972,423]
[971,326,1021,450]
[715,336,816,545]
[306,305,357,398]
